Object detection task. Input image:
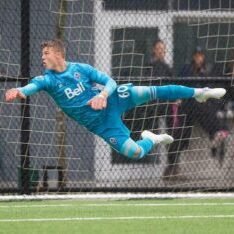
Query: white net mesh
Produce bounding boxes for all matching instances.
[0,0,234,197]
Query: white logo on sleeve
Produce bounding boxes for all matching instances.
[64,82,85,99]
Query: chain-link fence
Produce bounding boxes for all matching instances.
[0,0,234,194]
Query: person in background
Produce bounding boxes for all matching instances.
[150,39,173,77]
[160,46,229,179]
[180,46,210,77]
[177,47,229,169]
[150,39,187,179]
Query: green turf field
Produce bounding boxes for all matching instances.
[0,198,234,234]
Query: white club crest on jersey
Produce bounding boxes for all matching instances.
[57,82,63,88]
[74,72,80,79]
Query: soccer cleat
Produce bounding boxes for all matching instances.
[141,130,174,145]
[195,88,226,103]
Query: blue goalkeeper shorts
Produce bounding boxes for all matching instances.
[93,83,136,152]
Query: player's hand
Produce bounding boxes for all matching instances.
[87,92,107,110]
[5,88,26,102]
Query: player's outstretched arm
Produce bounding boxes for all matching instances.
[5,81,44,102]
[5,88,26,102]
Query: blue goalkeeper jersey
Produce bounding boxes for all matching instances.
[19,62,117,132]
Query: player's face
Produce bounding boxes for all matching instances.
[154,42,166,61]
[42,47,60,70]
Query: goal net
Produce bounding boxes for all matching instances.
[0,0,234,199]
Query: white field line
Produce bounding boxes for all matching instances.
[84,203,234,207]
[0,204,73,208]
[0,215,234,222]
[1,203,234,208]
[1,193,234,201]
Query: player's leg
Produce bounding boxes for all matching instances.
[128,85,226,107]
[116,84,193,113]
[96,120,174,160]
[119,132,174,160]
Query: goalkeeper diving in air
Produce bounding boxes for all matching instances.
[5,39,226,160]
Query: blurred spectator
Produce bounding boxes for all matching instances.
[180,46,212,77]
[150,39,173,77]
[150,40,187,179]
[150,42,229,179]
[174,47,230,171]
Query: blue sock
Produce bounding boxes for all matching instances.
[136,139,154,159]
[130,85,195,106]
[150,85,195,101]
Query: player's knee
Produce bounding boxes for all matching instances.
[120,139,145,160]
[130,146,142,159]
[125,148,142,160]
[121,144,142,160]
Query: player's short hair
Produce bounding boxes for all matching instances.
[41,39,66,58]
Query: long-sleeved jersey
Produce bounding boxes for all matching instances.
[18,62,117,131]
